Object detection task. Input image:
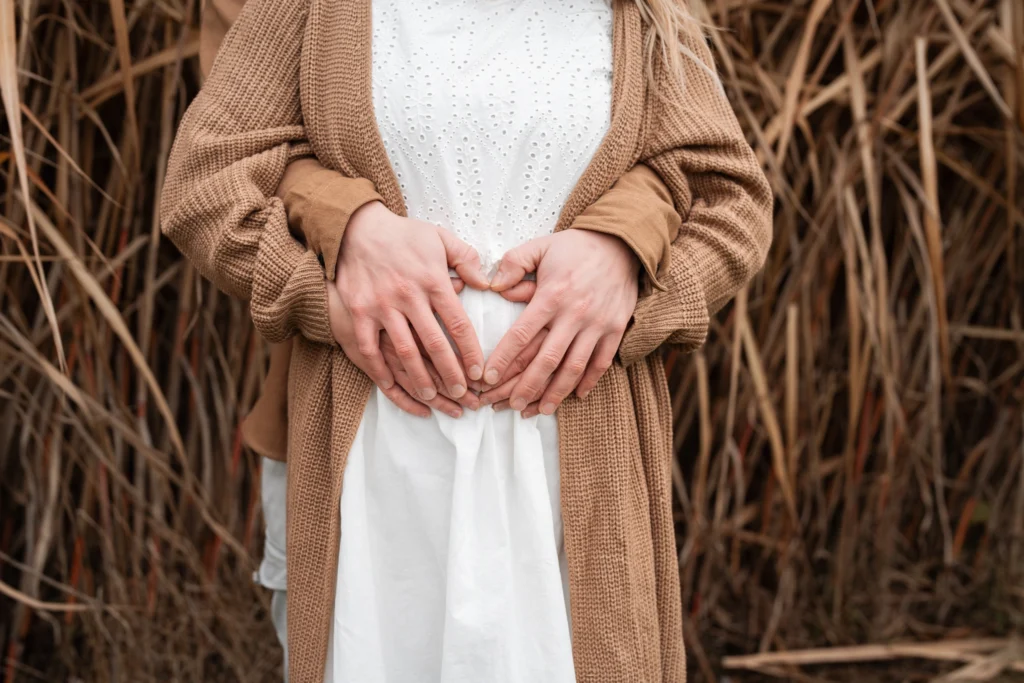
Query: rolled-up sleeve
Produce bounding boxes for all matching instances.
[618,30,774,366]
[161,0,333,345]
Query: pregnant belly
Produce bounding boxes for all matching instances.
[451,286,526,361]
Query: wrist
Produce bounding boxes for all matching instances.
[337,200,388,277]
[349,199,388,228]
[589,230,640,278]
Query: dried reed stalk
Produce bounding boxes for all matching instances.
[1,0,1022,681]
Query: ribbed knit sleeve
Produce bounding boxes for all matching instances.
[618,29,774,366]
[161,0,334,346]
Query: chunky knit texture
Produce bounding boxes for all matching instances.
[162,0,774,680]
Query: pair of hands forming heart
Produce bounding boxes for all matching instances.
[326,200,640,419]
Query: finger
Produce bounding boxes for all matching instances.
[537,331,601,415]
[382,314,437,401]
[404,300,467,398]
[380,337,429,414]
[394,369,463,418]
[479,375,517,406]
[483,303,553,386]
[422,352,481,411]
[328,285,395,390]
[521,401,544,419]
[431,286,484,384]
[350,318,394,390]
[491,399,512,412]
[378,382,432,418]
[508,324,575,411]
[436,227,489,289]
[498,279,536,303]
[575,335,619,399]
[382,338,465,418]
[489,237,548,292]
[479,331,547,405]
[451,277,465,294]
[499,328,547,384]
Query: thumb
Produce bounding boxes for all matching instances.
[490,237,547,292]
[498,279,536,303]
[435,227,489,290]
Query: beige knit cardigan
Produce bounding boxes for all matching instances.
[161,0,773,679]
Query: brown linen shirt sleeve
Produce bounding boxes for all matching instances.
[568,163,679,293]
[200,0,383,280]
[199,0,243,80]
[162,0,333,344]
[618,29,774,366]
[276,160,382,281]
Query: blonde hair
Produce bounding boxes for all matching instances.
[632,0,718,94]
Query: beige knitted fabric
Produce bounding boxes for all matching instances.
[161,0,773,680]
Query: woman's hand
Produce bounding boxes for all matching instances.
[481,230,640,416]
[332,201,490,400]
[328,281,482,419]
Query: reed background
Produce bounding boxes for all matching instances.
[2,0,1022,680]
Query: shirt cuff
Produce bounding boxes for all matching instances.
[280,168,384,281]
[567,219,669,295]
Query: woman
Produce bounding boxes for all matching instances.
[162,1,773,681]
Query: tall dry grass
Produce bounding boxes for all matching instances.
[1,0,1022,680]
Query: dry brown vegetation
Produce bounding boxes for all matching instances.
[2,0,1023,681]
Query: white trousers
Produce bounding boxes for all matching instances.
[257,457,289,680]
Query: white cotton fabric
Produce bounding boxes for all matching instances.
[259,1,613,681]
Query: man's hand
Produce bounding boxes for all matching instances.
[332,201,489,401]
[480,230,640,416]
[328,281,482,418]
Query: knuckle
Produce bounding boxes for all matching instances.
[425,278,450,298]
[348,302,371,319]
[548,280,571,303]
[438,368,461,385]
[422,333,450,354]
[445,315,472,339]
[356,341,378,358]
[566,358,588,376]
[570,298,593,322]
[511,355,530,375]
[394,341,418,359]
[539,349,563,371]
[392,280,417,302]
[509,325,534,348]
[517,381,542,398]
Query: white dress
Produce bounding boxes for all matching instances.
[266,1,613,681]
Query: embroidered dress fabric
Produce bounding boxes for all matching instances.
[321,1,613,681]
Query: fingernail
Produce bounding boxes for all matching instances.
[468,365,483,381]
[448,408,463,418]
[510,397,527,411]
[420,387,437,401]
[484,368,500,385]
[380,378,394,390]
[450,384,466,398]
[540,402,556,415]
[479,395,492,406]
[489,265,506,290]
[579,389,590,399]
